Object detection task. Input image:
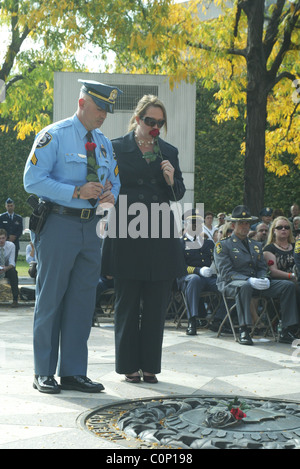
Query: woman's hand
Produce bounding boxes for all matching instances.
[161,160,174,186]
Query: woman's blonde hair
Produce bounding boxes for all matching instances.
[220,221,233,239]
[265,216,294,246]
[128,95,167,133]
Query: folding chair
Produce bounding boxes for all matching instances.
[174,290,221,329]
[216,293,239,341]
[93,288,115,327]
[250,297,277,340]
[217,293,278,342]
[166,282,186,320]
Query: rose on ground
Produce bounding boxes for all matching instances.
[230,408,247,420]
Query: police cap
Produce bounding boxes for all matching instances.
[259,207,273,217]
[78,79,123,113]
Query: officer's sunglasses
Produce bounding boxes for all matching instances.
[275,225,290,230]
[141,116,166,128]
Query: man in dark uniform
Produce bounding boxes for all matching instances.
[250,207,273,231]
[214,205,299,345]
[178,209,220,335]
[0,198,23,262]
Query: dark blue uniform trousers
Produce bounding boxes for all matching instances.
[178,274,219,319]
[33,213,101,377]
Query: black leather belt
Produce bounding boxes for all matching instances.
[52,205,97,220]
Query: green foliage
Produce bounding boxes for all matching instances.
[0,117,34,216]
[194,83,300,216]
[194,83,244,214]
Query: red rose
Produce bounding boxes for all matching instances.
[267,260,274,266]
[230,408,246,420]
[149,128,160,138]
[85,142,97,152]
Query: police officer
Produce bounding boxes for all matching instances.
[251,207,273,230]
[24,79,122,394]
[178,209,219,335]
[214,205,299,345]
[0,198,23,262]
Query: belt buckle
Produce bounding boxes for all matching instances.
[81,209,91,219]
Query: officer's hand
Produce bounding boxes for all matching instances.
[99,190,115,209]
[248,277,270,290]
[80,182,104,200]
[200,266,212,277]
[103,179,112,191]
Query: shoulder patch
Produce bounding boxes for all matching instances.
[295,240,300,254]
[36,132,52,149]
[215,242,222,254]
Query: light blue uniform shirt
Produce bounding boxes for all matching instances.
[23,114,120,208]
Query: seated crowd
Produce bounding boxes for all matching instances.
[178,202,300,346]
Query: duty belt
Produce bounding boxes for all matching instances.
[52,205,97,220]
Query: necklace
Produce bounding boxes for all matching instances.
[134,133,154,147]
[275,242,291,251]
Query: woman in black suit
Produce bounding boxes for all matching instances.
[101,95,186,383]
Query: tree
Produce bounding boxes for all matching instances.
[115,0,300,215]
[0,0,172,137]
[195,82,300,216]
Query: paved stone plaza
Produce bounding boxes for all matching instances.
[0,303,299,449]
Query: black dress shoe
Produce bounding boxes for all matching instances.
[186,317,197,335]
[238,327,253,346]
[279,329,298,344]
[33,375,61,394]
[60,375,105,393]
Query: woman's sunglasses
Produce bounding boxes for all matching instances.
[275,225,290,230]
[141,116,166,128]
